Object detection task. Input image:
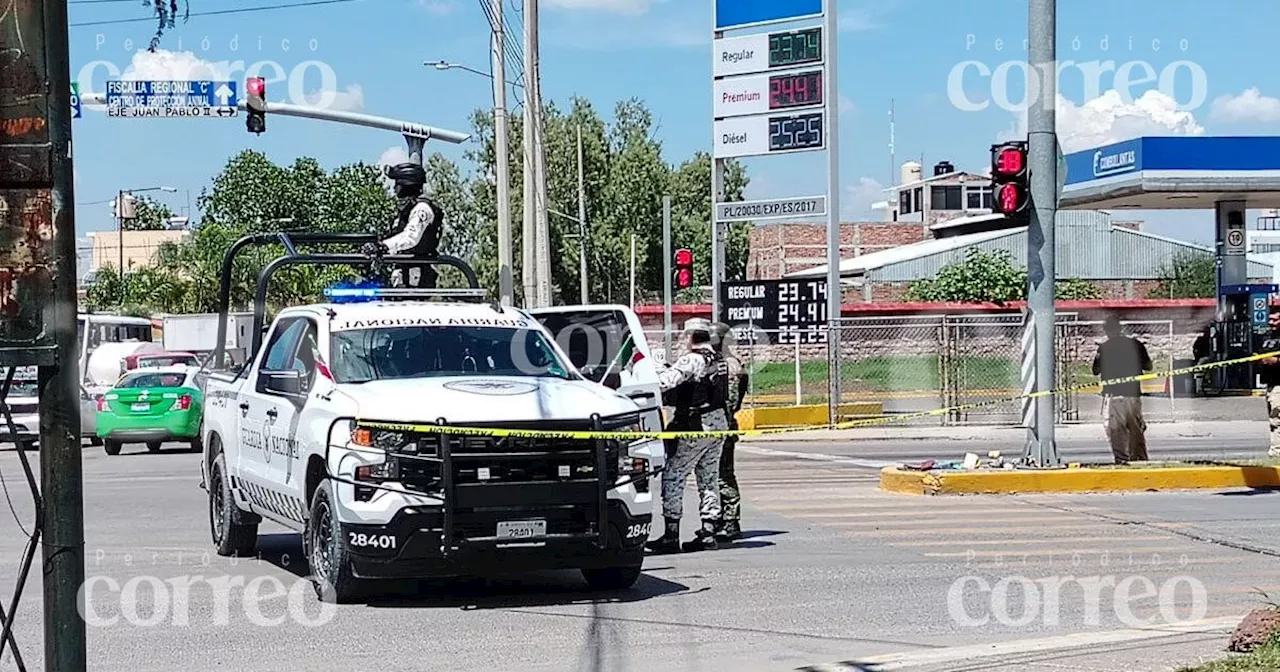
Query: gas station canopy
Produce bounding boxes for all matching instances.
[1060,136,1280,210]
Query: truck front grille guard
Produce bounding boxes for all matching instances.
[0,366,42,671]
[322,415,660,555]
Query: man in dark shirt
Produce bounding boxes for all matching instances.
[1092,316,1153,463]
[1257,310,1280,457]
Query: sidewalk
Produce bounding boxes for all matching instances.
[748,420,1269,443]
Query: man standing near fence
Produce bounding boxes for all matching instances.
[711,322,749,542]
[1092,315,1153,463]
[1254,310,1280,457]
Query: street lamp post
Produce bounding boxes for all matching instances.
[114,186,176,305]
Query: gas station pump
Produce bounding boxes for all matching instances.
[1215,283,1277,390]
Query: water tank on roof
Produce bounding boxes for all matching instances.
[934,161,954,176]
[900,161,922,185]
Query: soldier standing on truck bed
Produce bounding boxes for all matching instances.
[362,162,445,289]
[646,319,729,554]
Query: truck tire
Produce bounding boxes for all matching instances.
[88,437,102,447]
[209,453,258,557]
[103,440,122,456]
[146,441,162,453]
[306,479,366,604]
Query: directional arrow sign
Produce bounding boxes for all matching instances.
[106,80,239,118]
[215,83,233,106]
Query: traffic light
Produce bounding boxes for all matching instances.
[673,248,693,290]
[246,77,266,134]
[990,141,1029,220]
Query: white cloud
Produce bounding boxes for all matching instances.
[417,0,459,15]
[1209,87,1280,124]
[838,8,880,32]
[543,0,654,15]
[302,83,364,112]
[843,177,886,219]
[122,49,226,81]
[839,95,856,116]
[377,146,409,191]
[998,89,1204,153]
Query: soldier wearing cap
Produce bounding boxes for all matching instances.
[646,318,730,554]
[710,322,748,541]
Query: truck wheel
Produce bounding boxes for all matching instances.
[306,479,366,604]
[146,441,163,453]
[582,565,642,591]
[103,440,122,456]
[189,435,203,454]
[88,437,102,447]
[209,453,258,557]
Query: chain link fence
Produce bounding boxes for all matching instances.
[641,315,1176,427]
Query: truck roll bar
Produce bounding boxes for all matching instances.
[213,231,482,370]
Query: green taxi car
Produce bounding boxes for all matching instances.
[96,367,204,455]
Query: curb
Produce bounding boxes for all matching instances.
[879,464,1280,495]
[736,402,883,430]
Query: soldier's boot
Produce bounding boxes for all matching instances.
[645,518,682,555]
[715,519,741,543]
[681,519,719,552]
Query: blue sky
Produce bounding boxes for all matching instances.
[68,0,1280,251]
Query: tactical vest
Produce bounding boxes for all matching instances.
[670,349,729,417]
[390,196,444,257]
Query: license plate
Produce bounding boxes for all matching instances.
[496,520,546,540]
[131,402,149,412]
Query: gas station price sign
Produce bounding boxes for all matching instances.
[769,70,822,109]
[768,27,822,68]
[721,279,828,344]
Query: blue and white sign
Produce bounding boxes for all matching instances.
[70,82,81,119]
[1253,294,1269,330]
[105,80,238,119]
[714,0,822,30]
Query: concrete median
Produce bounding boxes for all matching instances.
[880,461,1280,495]
[735,402,883,430]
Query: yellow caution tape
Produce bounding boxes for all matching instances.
[354,350,1280,441]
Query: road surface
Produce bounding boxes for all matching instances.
[0,441,1274,671]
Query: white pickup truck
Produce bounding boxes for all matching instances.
[200,288,663,603]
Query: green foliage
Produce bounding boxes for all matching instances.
[904,249,1105,303]
[123,195,175,231]
[905,249,1027,303]
[1149,251,1216,299]
[148,0,190,52]
[85,98,748,314]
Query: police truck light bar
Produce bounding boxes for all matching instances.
[989,141,1029,218]
[246,77,266,134]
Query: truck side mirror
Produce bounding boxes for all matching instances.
[262,370,302,396]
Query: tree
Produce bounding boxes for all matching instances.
[122,195,175,231]
[148,1,190,52]
[1149,251,1215,299]
[904,248,1105,303]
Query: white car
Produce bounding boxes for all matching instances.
[0,368,39,446]
[200,294,662,603]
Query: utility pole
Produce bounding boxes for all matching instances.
[1024,0,1059,466]
[45,0,88,668]
[527,0,552,307]
[490,0,513,306]
[117,189,125,297]
[576,125,588,304]
[823,0,843,424]
[521,0,537,306]
[662,195,673,362]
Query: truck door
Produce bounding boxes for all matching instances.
[237,317,307,520]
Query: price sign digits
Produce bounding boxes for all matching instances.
[768,27,822,68]
[769,112,824,152]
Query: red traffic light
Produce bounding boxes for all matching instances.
[992,144,1026,178]
[993,183,1027,214]
[674,249,692,266]
[246,77,265,97]
[675,268,693,289]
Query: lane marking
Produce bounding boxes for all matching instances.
[804,615,1242,671]
[894,535,1170,547]
[738,445,894,469]
[922,545,1214,559]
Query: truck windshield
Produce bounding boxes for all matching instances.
[329,326,576,384]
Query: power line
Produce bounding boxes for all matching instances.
[69,0,360,27]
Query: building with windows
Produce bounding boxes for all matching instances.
[874,160,994,226]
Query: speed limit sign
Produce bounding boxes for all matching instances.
[1228,230,1245,247]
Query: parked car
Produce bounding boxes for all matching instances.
[96,366,205,455]
[0,367,40,447]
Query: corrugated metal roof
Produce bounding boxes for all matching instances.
[787,211,1274,281]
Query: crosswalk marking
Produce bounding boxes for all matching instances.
[895,535,1169,547]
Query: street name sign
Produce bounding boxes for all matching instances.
[106,80,239,118]
[716,195,826,221]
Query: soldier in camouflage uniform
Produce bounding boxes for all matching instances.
[646,318,730,554]
[711,322,748,541]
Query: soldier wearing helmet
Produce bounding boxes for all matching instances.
[646,318,729,554]
[362,162,444,288]
[709,322,748,541]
